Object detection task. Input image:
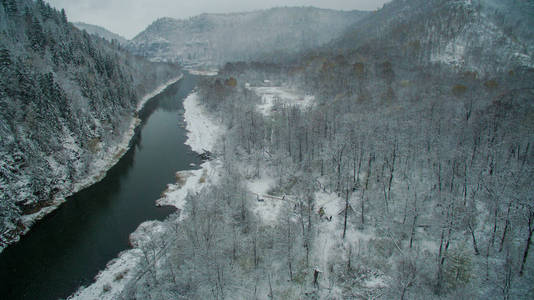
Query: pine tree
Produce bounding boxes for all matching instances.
[60,8,67,23]
[0,48,11,69]
[1,0,17,16]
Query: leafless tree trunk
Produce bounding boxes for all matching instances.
[343,186,350,239]
[519,209,534,276]
[499,201,512,253]
[409,191,418,249]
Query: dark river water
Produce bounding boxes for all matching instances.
[0,73,201,299]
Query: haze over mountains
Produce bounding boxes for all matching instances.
[331,0,533,74]
[73,21,128,46]
[126,7,369,66]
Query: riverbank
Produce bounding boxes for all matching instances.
[1,74,183,254]
[69,90,224,299]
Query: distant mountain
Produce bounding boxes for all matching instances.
[333,0,534,75]
[0,0,179,250]
[127,7,369,66]
[74,22,128,45]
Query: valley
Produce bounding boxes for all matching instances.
[1,0,533,299]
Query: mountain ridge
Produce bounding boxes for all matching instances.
[127,7,369,66]
[73,21,129,45]
[329,0,534,75]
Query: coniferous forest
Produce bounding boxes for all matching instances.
[0,0,179,248]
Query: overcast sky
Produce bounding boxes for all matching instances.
[46,0,390,39]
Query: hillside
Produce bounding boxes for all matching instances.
[0,0,180,250]
[106,0,534,299]
[73,22,128,46]
[127,7,369,66]
[331,0,534,74]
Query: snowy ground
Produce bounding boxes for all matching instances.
[186,69,219,76]
[69,246,143,299]
[248,86,315,116]
[246,171,281,225]
[5,75,184,254]
[157,91,224,213]
[312,191,386,293]
[70,82,385,299]
[70,90,224,300]
[183,92,222,153]
[137,75,183,112]
[156,159,222,221]
[235,87,387,297]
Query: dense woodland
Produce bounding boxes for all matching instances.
[0,0,180,249]
[0,0,532,299]
[119,0,534,299]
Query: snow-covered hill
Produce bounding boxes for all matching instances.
[127,7,369,66]
[73,22,128,46]
[334,0,534,75]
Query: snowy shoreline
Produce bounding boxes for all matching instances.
[2,74,183,254]
[70,91,224,299]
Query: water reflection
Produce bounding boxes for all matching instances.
[0,73,200,300]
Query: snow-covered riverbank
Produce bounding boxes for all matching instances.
[183,92,222,154]
[70,90,224,300]
[4,75,183,254]
[69,75,184,198]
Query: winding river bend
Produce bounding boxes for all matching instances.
[0,73,200,300]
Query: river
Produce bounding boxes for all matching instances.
[0,73,201,299]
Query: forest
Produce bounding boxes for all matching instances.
[0,0,532,299]
[0,0,180,250]
[117,0,534,299]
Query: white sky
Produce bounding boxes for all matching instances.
[45,0,390,39]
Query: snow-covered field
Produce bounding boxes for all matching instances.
[248,86,315,116]
[70,90,224,300]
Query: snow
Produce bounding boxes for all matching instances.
[313,191,385,295]
[69,248,143,300]
[70,81,226,299]
[187,69,219,76]
[156,160,222,221]
[2,75,184,254]
[248,86,315,116]
[364,276,387,288]
[158,90,224,218]
[431,39,466,67]
[69,221,170,300]
[247,175,275,196]
[513,52,534,68]
[246,173,282,225]
[183,92,223,153]
[70,74,184,195]
[129,220,168,247]
[137,75,183,112]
